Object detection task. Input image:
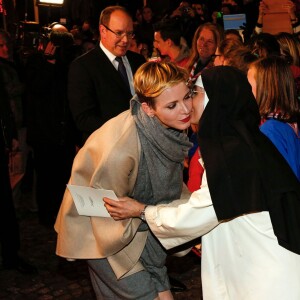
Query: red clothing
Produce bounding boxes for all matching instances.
[290,65,300,79]
[176,56,190,68]
[187,147,204,192]
[290,65,300,98]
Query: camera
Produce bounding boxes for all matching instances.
[43,31,75,60]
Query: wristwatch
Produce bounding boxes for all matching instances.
[140,205,148,221]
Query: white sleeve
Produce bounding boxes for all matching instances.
[145,170,219,250]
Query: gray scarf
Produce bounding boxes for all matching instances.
[130,97,192,205]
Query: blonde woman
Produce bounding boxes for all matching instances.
[55,61,194,300]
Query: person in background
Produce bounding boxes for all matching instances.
[276,31,300,66]
[192,1,211,24]
[0,30,24,133]
[224,28,244,43]
[0,28,35,211]
[186,22,224,82]
[254,0,300,35]
[247,55,300,180]
[49,22,69,33]
[170,1,203,48]
[55,62,193,300]
[213,38,257,73]
[80,20,95,43]
[25,25,79,227]
[222,0,243,13]
[135,5,157,58]
[133,7,143,26]
[69,24,96,55]
[140,42,150,60]
[0,67,36,274]
[153,18,190,68]
[68,6,145,144]
[276,31,300,98]
[104,66,300,300]
[211,0,244,28]
[213,37,243,60]
[128,31,150,60]
[247,32,281,58]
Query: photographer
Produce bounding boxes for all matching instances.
[25,24,80,227]
[169,1,204,48]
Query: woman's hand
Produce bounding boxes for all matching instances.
[103,197,145,221]
[258,1,267,16]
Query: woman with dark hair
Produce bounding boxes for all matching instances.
[213,38,257,73]
[247,32,281,58]
[105,66,300,299]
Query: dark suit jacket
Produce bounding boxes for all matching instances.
[68,44,146,143]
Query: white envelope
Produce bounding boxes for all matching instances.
[67,184,118,217]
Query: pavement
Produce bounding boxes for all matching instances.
[0,190,203,300]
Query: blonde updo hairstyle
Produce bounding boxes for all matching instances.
[134,61,189,108]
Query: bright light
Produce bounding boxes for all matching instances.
[37,0,64,4]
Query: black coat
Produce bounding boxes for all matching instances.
[68,45,146,143]
[26,52,79,147]
[0,64,18,151]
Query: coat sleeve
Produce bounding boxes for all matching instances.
[55,112,142,260]
[145,170,220,250]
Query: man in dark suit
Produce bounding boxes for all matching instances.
[68,5,146,144]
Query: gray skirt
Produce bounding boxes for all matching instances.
[87,231,171,300]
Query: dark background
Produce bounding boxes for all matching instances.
[1,0,228,32]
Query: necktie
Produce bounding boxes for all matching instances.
[115,56,130,89]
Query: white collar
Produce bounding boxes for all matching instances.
[100,41,119,63]
[195,75,209,108]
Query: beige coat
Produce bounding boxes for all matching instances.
[55,110,147,279]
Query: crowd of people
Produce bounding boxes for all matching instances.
[1,0,300,299]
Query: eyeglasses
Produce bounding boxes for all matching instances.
[183,88,198,100]
[102,24,135,39]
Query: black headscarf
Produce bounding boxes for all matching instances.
[198,66,300,255]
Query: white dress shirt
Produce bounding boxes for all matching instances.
[100,41,135,96]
